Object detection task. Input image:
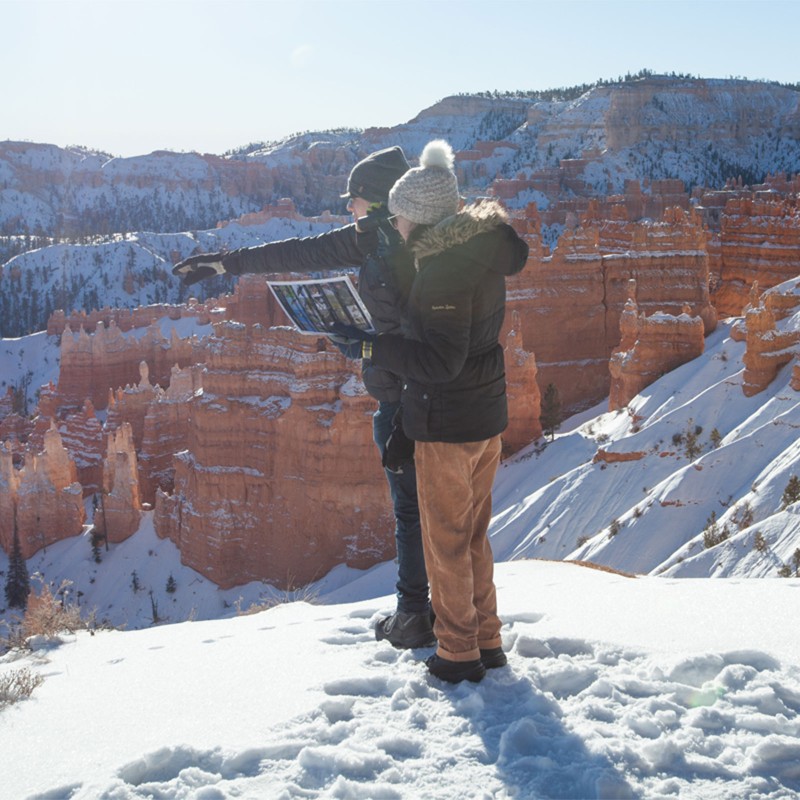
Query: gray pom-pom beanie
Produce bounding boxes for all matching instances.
[388,140,460,225]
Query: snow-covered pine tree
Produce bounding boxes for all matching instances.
[4,526,30,611]
[541,383,563,442]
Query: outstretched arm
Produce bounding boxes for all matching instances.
[172,224,371,285]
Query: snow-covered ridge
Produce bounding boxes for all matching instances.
[3,77,799,243]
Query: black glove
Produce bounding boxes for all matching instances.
[172,252,227,286]
[328,337,363,360]
[328,323,376,360]
[328,323,375,343]
[382,407,415,474]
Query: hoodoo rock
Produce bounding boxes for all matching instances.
[58,319,203,411]
[93,422,142,544]
[503,311,542,452]
[154,323,395,590]
[0,422,85,558]
[609,281,705,411]
[736,282,800,397]
[137,364,203,504]
[58,399,105,496]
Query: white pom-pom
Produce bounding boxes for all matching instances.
[419,139,454,171]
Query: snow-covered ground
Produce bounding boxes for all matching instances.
[2,560,800,799]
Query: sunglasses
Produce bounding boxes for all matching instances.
[388,215,399,229]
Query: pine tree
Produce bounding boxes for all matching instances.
[166,574,177,594]
[540,383,562,442]
[5,528,30,611]
[781,475,800,509]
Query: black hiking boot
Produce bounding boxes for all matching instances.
[375,611,437,649]
[425,654,486,684]
[480,647,508,669]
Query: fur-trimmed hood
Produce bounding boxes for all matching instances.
[408,199,511,263]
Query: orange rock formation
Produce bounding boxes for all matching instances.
[154,324,395,589]
[608,281,706,410]
[92,423,142,544]
[0,422,85,558]
[506,203,716,412]
[734,282,800,396]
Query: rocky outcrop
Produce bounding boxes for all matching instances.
[712,194,800,317]
[0,422,85,558]
[58,319,203,411]
[734,282,800,396]
[503,311,542,452]
[58,399,105,496]
[609,281,706,410]
[506,203,716,412]
[47,299,217,337]
[93,423,141,544]
[593,448,647,464]
[154,323,395,590]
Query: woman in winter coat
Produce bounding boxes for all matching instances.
[354,140,529,682]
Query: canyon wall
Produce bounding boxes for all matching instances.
[507,202,716,412]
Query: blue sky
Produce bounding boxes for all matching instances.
[4,0,800,157]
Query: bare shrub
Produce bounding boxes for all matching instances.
[22,581,86,641]
[0,667,44,709]
[235,585,320,616]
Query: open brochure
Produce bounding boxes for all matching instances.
[266,275,374,335]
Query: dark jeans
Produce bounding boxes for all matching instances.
[373,400,430,614]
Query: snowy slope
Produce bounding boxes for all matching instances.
[491,313,800,581]
[2,560,800,799]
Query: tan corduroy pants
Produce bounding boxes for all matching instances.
[415,434,503,662]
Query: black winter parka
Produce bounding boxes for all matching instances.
[221,219,415,403]
[370,201,529,443]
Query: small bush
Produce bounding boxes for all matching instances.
[702,512,730,548]
[22,581,87,641]
[608,518,621,538]
[753,531,768,552]
[684,425,702,460]
[235,585,320,616]
[732,501,755,531]
[781,476,800,509]
[0,667,43,709]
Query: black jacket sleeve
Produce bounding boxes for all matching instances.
[221,224,371,275]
